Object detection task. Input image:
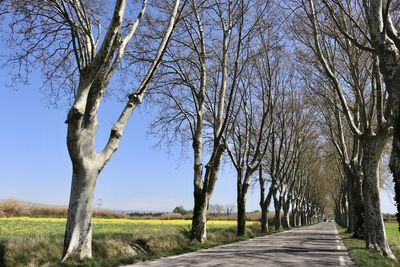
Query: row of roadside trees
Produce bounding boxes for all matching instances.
[1,0,398,261]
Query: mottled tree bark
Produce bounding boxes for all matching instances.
[63,164,98,259]
[362,136,394,258]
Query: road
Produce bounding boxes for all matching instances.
[123,221,354,267]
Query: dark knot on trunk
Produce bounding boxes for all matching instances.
[111,128,122,139]
[65,107,84,124]
[128,93,142,107]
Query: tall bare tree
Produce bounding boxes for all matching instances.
[1,0,181,259]
[362,0,400,233]
[149,0,269,242]
[225,17,279,235]
[293,0,394,257]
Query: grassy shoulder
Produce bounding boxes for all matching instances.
[0,217,276,267]
[337,223,400,267]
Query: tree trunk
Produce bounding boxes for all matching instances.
[237,178,250,236]
[390,117,400,234]
[345,166,354,233]
[282,210,290,229]
[341,190,348,228]
[274,195,282,230]
[282,199,290,229]
[62,163,98,260]
[191,143,225,242]
[260,208,269,233]
[362,137,395,259]
[352,169,364,238]
[299,212,302,226]
[191,190,209,242]
[344,162,364,236]
[292,208,298,227]
[237,192,246,236]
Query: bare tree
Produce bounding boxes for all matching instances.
[149,0,269,242]
[292,0,394,257]
[225,55,273,236]
[225,17,278,235]
[0,0,181,259]
[362,0,400,234]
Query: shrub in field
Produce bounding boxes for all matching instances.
[0,199,23,217]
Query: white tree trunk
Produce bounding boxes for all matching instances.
[62,163,99,260]
[362,137,395,259]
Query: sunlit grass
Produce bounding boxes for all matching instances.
[0,217,253,239]
[0,217,261,266]
[385,222,400,260]
[337,223,400,267]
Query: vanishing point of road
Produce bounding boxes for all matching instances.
[123,221,354,267]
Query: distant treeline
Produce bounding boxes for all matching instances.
[0,199,127,218]
[383,213,397,222]
[0,199,270,221]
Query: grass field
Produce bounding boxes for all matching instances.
[0,217,261,267]
[337,223,400,267]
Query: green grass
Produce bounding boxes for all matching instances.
[385,223,400,258]
[0,217,268,267]
[337,223,400,267]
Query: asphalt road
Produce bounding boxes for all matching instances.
[123,221,354,267]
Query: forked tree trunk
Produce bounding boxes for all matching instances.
[62,162,99,260]
[362,137,395,259]
[191,143,225,242]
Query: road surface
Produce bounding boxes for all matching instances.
[123,221,354,267]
